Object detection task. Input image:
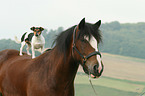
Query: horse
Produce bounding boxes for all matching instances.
[0,18,104,96]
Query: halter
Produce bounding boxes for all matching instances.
[72,26,102,66]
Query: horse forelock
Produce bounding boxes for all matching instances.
[78,23,102,43]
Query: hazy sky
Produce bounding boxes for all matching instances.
[0,0,145,39]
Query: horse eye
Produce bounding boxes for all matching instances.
[81,39,85,42]
[81,39,88,43]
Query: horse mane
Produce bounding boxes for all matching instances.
[54,23,102,55]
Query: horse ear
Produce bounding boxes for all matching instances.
[40,27,44,31]
[30,27,35,31]
[78,18,85,29]
[94,20,101,28]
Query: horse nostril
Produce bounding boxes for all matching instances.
[93,64,103,77]
[93,65,98,72]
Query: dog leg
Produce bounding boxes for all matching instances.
[20,42,26,56]
[40,46,45,54]
[31,45,35,58]
[26,44,31,56]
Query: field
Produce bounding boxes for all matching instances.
[74,53,145,96]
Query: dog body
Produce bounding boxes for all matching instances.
[15,27,45,58]
[31,33,45,58]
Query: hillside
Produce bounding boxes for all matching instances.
[75,53,145,96]
[78,53,145,82]
[102,53,145,81]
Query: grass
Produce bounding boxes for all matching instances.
[75,75,144,96]
[75,53,145,96]
[75,84,139,96]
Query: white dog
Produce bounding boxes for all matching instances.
[15,27,45,58]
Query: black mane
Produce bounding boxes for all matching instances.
[55,23,102,54]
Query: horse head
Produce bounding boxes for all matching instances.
[72,18,104,78]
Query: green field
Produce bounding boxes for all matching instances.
[74,53,145,96]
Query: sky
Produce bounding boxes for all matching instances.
[0,0,145,39]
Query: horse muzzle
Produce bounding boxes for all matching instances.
[91,63,104,78]
[83,61,104,78]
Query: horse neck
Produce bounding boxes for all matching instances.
[43,47,79,86]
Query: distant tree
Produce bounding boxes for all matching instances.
[57,27,64,33]
[0,39,20,51]
[1,23,145,59]
[100,22,145,59]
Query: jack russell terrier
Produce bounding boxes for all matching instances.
[15,27,45,58]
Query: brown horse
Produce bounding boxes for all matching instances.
[0,18,104,96]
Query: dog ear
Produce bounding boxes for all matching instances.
[40,27,44,31]
[30,27,35,31]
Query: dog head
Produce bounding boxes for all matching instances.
[30,27,44,37]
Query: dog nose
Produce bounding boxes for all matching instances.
[35,33,39,36]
